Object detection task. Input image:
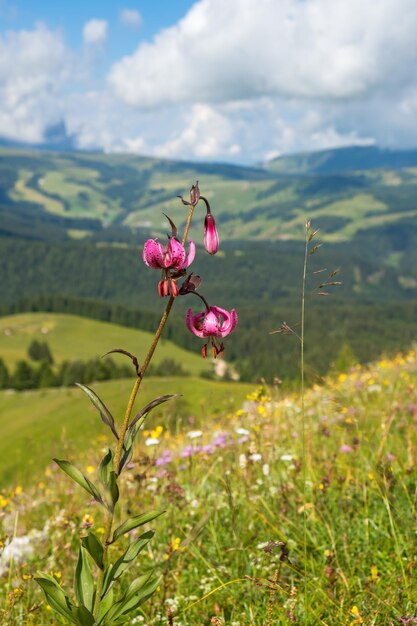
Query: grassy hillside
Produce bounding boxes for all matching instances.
[0,312,212,375]
[0,376,254,486]
[3,146,417,242]
[1,348,417,623]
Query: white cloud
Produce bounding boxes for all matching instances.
[120,9,142,28]
[154,103,240,159]
[2,2,417,163]
[0,24,71,142]
[83,19,108,45]
[108,0,417,108]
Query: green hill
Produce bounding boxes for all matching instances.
[2,145,417,242]
[0,312,212,375]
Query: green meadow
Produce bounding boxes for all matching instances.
[1,349,417,624]
[0,376,254,487]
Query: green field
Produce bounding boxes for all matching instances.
[0,376,254,486]
[0,313,211,375]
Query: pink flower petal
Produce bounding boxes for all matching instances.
[210,306,238,338]
[142,239,165,269]
[202,310,220,336]
[166,238,186,269]
[186,309,206,338]
[181,240,196,269]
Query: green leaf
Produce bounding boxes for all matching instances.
[99,449,114,486]
[108,470,119,509]
[129,394,178,431]
[101,574,161,623]
[82,532,104,570]
[96,587,114,625]
[119,426,136,474]
[111,510,165,544]
[54,459,104,506]
[76,383,118,440]
[101,531,154,598]
[74,546,95,613]
[35,574,77,624]
[73,605,95,626]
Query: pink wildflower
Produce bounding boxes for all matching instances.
[186,305,237,358]
[142,236,195,297]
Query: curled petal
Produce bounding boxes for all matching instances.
[210,306,238,338]
[166,238,186,269]
[181,240,196,269]
[142,239,165,269]
[186,309,206,338]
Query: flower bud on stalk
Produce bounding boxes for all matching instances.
[204,212,219,255]
[201,197,219,255]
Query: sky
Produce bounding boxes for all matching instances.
[1,0,417,164]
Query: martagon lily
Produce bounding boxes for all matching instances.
[142,233,195,297]
[186,304,238,358]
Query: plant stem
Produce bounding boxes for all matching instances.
[301,223,309,624]
[92,200,196,620]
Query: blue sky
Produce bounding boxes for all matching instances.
[1,0,417,163]
[0,1,196,58]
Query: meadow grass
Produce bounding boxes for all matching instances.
[0,376,253,487]
[1,348,417,624]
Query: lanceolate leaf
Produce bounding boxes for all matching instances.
[111,510,165,544]
[74,546,95,613]
[102,349,140,377]
[101,531,154,598]
[73,605,95,626]
[99,449,114,487]
[76,383,119,440]
[54,459,104,506]
[35,574,77,623]
[129,394,179,431]
[108,470,119,509]
[100,574,161,624]
[81,532,104,570]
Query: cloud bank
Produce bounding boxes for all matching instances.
[1,0,417,162]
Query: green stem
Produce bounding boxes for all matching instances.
[92,200,197,620]
[301,222,309,623]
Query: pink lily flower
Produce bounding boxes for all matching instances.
[142,236,195,297]
[186,305,238,358]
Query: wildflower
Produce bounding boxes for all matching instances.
[155,450,172,466]
[187,430,203,439]
[145,437,160,446]
[142,232,195,298]
[186,305,237,358]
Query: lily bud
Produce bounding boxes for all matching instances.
[204,212,219,255]
[190,182,200,206]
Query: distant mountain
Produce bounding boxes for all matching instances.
[264,145,417,175]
